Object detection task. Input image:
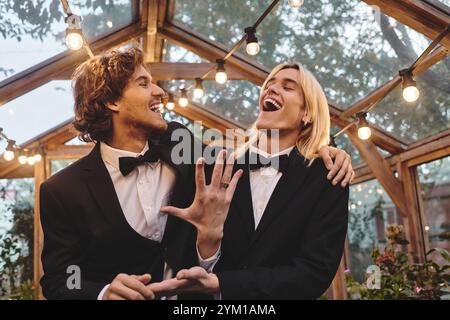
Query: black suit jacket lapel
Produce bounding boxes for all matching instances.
[83,143,126,227]
[232,152,256,239]
[247,148,310,250]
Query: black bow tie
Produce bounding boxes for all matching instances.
[118,146,161,176]
[249,154,290,174]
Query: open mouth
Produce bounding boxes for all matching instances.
[148,102,164,113]
[262,98,282,112]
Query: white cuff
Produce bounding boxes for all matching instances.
[97,284,110,300]
[196,243,221,272]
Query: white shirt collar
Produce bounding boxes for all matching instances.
[100,141,149,170]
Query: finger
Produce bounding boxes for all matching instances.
[220,153,235,187]
[148,278,192,297]
[176,266,205,281]
[175,269,189,280]
[349,170,355,184]
[107,292,126,300]
[211,149,226,188]
[341,164,353,187]
[131,274,151,285]
[160,206,188,220]
[195,157,206,192]
[225,169,243,203]
[319,146,334,170]
[327,153,346,180]
[120,274,155,299]
[113,282,145,300]
[332,156,350,186]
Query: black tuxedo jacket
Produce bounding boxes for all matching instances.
[215,148,349,299]
[39,122,199,299]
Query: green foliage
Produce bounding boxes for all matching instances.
[0,179,35,300]
[346,224,450,300]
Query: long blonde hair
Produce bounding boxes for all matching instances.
[252,62,330,166]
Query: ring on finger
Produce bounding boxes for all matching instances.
[220,181,230,189]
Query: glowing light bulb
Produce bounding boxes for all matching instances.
[215,71,227,84]
[178,89,188,107]
[34,153,42,162]
[246,42,260,55]
[18,154,27,165]
[193,79,204,98]
[178,97,188,107]
[358,126,372,140]
[402,85,419,102]
[27,156,36,165]
[215,59,227,84]
[66,30,83,50]
[3,150,14,161]
[166,101,175,110]
[245,27,260,55]
[289,0,304,9]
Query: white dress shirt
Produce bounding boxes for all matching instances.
[97,141,219,299]
[248,145,294,229]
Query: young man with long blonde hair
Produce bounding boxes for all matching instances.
[150,62,350,299]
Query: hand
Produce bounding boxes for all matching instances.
[319,146,354,187]
[103,273,155,300]
[161,149,243,258]
[148,266,219,297]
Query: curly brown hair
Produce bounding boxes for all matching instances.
[72,47,144,142]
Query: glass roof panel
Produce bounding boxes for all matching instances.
[0,81,73,145]
[367,56,450,144]
[173,0,449,143]
[0,0,137,82]
[162,41,207,63]
[161,79,260,128]
[173,0,432,108]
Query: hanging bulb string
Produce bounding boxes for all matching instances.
[0,129,17,150]
[60,0,94,58]
[0,127,45,163]
[339,24,450,133]
[168,0,281,95]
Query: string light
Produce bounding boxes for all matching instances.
[163,0,281,101]
[34,153,42,162]
[165,93,175,110]
[289,0,304,9]
[18,150,28,165]
[65,14,84,51]
[4,140,15,161]
[1,128,43,165]
[193,78,205,98]
[215,59,228,84]
[400,70,419,102]
[245,27,260,55]
[329,134,337,148]
[27,155,36,166]
[357,112,372,140]
[179,88,189,107]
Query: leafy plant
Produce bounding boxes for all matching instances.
[346,224,450,300]
[0,179,35,300]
